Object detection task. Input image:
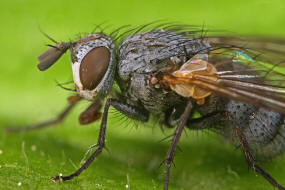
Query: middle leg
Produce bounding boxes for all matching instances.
[163,101,193,190]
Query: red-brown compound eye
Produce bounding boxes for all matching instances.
[79,47,110,90]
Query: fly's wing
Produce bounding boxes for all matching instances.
[205,36,285,56]
[205,36,285,89]
[163,36,285,115]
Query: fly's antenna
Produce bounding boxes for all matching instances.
[37,28,72,71]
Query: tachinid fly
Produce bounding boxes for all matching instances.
[6,23,285,190]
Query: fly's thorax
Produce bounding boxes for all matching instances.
[71,34,115,101]
[116,30,211,116]
[117,30,211,82]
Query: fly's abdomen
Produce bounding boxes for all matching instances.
[200,99,285,157]
[227,101,285,157]
[248,110,285,157]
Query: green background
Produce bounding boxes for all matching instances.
[1,0,285,189]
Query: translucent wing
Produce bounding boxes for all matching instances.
[162,36,285,114]
[205,36,285,56]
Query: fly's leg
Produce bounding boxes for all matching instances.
[186,111,227,130]
[4,95,82,132]
[52,98,149,182]
[187,109,285,190]
[234,126,285,190]
[110,99,149,122]
[163,101,193,190]
[79,99,103,125]
[52,98,112,182]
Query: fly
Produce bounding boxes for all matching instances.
[5,23,285,190]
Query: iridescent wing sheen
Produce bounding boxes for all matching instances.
[163,36,285,114]
[205,36,285,90]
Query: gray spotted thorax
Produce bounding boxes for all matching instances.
[117,30,210,115]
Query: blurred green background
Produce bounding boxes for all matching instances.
[0,0,285,189]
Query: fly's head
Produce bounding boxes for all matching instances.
[37,33,115,101]
[70,34,115,100]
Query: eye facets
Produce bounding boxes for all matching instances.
[79,47,110,90]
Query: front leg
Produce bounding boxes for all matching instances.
[52,98,149,182]
[164,101,193,190]
[79,99,103,125]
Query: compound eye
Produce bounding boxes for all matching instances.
[79,47,110,90]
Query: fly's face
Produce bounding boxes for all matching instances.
[37,33,116,101]
[70,34,115,100]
